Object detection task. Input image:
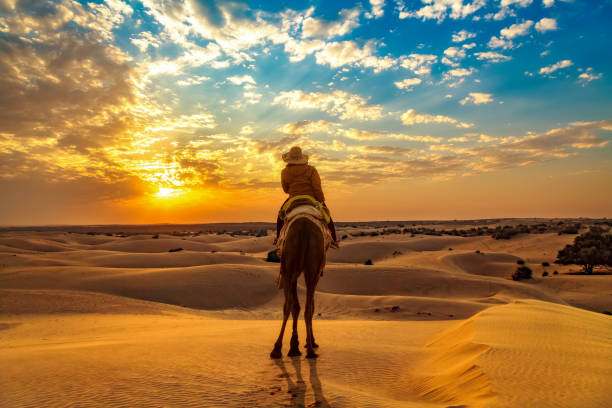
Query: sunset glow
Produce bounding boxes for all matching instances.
[0,0,610,225]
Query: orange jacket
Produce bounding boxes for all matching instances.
[281,164,325,202]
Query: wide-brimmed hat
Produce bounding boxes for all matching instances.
[282,146,308,164]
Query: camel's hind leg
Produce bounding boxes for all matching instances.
[287,282,302,357]
[304,284,318,359]
[270,282,293,359]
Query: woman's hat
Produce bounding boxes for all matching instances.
[282,146,308,164]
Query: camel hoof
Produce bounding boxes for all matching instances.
[288,348,302,357]
[304,342,319,349]
[270,348,282,359]
[306,351,319,359]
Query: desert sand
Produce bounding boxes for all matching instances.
[1,224,611,407]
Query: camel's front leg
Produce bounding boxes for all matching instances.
[270,283,292,359]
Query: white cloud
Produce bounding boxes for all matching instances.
[539,59,573,75]
[177,75,211,86]
[273,90,384,121]
[301,7,360,38]
[400,54,438,75]
[401,109,473,128]
[313,40,396,72]
[227,75,256,86]
[336,128,443,142]
[488,36,513,49]
[278,120,334,135]
[444,46,467,59]
[283,38,325,62]
[452,29,477,42]
[398,0,486,22]
[500,20,533,39]
[394,77,422,90]
[474,51,511,63]
[543,0,554,7]
[500,0,533,6]
[366,0,386,19]
[535,18,557,33]
[578,68,603,85]
[460,92,494,105]
[443,67,475,81]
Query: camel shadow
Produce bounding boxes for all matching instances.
[273,358,330,407]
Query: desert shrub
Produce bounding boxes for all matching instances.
[266,249,280,263]
[341,234,348,240]
[542,261,550,267]
[542,271,549,277]
[555,229,612,274]
[364,259,373,265]
[168,248,183,252]
[517,259,525,265]
[152,234,159,239]
[553,270,558,275]
[475,250,481,254]
[448,247,453,251]
[512,265,532,281]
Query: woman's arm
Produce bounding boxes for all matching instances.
[281,168,290,193]
[311,167,325,202]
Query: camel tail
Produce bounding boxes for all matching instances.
[278,218,310,289]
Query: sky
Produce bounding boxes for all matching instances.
[0,0,611,225]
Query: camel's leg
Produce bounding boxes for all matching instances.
[270,283,292,359]
[305,285,318,359]
[288,281,302,357]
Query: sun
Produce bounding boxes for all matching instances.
[155,187,179,198]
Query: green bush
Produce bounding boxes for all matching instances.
[512,265,532,281]
[555,228,612,274]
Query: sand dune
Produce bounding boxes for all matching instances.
[1,227,610,407]
[415,300,612,407]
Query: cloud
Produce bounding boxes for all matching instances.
[539,59,573,75]
[578,68,603,86]
[273,90,384,121]
[277,120,335,135]
[452,30,476,42]
[487,35,514,49]
[365,0,386,19]
[394,77,422,90]
[313,40,397,72]
[227,75,256,86]
[401,109,473,128]
[460,92,494,105]
[500,0,533,7]
[474,51,511,63]
[398,0,486,22]
[535,17,557,33]
[177,75,211,86]
[442,67,475,84]
[543,0,554,7]
[400,54,438,75]
[336,128,442,142]
[500,20,533,39]
[301,7,360,39]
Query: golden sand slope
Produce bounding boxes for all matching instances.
[415,299,612,408]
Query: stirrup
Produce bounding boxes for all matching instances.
[330,240,339,249]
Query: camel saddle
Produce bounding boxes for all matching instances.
[279,195,331,224]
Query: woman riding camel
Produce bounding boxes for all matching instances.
[275,146,338,248]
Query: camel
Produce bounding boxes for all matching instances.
[270,216,326,359]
